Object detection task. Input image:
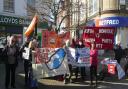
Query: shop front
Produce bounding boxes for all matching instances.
[0,15,25,47]
[95,16,128,49]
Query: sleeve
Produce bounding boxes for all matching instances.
[2,45,8,63]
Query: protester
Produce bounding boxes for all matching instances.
[20,38,31,87]
[75,40,86,81]
[2,35,19,89]
[63,42,74,84]
[123,47,128,75]
[114,42,123,64]
[90,42,98,86]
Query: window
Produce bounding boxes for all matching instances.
[126,0,128,10]
[4,0,15,13]
[27,0,36,16]
[88,0,99,16]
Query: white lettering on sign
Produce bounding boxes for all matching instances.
[102,39,112,44]
[0,16,24,25]
[99,19,119,26]
[96,44,103,48]
[84,29,94,33]
[99,29,113,34]
[0,17,18,24]
[85,38,95,43]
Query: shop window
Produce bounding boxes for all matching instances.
[4,0,15,13]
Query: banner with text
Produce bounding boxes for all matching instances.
[42,31,70,48]
[65,47,90,67]
[32,48,69,79]
[83,28,114,49]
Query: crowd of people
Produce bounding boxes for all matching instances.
[1,35,128,89]
[2,35,38,89]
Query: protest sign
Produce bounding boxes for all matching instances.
[66,47,90,67]
[32,48,69,79]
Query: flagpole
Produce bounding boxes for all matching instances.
[34,23,37,36]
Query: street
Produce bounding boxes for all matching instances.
[1,59,128,89]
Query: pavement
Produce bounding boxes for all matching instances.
[1,50,128,89]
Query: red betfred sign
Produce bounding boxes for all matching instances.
[82,27,115,49]
[107,64,116,75]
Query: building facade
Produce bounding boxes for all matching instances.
[0,0,29,47]
[69,0,128,49]
[88,0,128,49]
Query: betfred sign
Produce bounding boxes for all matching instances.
[82,27,115,49]
[108,64,116,75]
[95,16,128,27]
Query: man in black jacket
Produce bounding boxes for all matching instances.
[114,42,123,64]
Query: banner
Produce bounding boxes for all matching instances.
[32,48,69,79]
[116,63,125,79]
[101,58,125,79]
[65,47,90,67]
[42,31,70,48]
[108,64,116,75]
[83,28,114,49]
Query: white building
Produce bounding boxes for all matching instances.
[0,0,36,47]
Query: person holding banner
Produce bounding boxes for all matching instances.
[20,38,31,87]
[75,40,86,81]
[90,42,98,86]
[114,42,123,64]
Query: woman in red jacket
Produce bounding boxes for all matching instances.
[90,42,98,86]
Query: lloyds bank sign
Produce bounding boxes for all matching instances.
[0,15,25,26]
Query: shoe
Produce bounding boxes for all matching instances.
[63,80,67,84]
[90,82,93,86]
[24,84,28,87]
[11,85,16,88]
[69,79,73,83]
[5,87,9,89]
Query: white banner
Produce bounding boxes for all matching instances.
[101,58,125,79]
[117,63,125,79]
[65,47,90,67]
[32,48,69,79]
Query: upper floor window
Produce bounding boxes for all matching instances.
[126,0,128,10]
[4,0,15,13]
[88,0,98,16]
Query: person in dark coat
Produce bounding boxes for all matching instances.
[20,38,31,87]
[2,35,19,89]
[114,42,123,64]
[75,40,86,80]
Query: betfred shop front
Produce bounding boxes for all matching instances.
[0,15,25,48]
[95,16,128,49]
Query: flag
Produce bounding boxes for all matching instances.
[24,15,38,37]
